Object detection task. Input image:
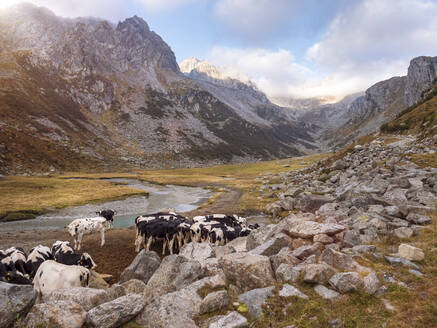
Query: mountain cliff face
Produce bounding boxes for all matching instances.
[405,56,437,106]
[0,4,315,174]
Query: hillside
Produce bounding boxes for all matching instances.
[0,4,315,175]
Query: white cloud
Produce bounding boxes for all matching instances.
[135,0,203,12]
[207,46,315,98]
[305,0,437,96]
[213,0,297,40]
[0,0,131,21]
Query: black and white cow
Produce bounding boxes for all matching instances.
[51,240,74,258]
[1,247,27,276]
[0,262,31,285]
[96,209,116,229]
[25,245,53,279]
[134,212,192,254]
[51,241,96,269]
[67,217,106,250]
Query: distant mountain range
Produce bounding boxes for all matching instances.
[0,3,436,174]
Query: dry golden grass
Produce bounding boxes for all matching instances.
[60,153,328,214]
[0,176,148,220]
[135,153,328,213]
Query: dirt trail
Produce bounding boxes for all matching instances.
[0,187,245,284]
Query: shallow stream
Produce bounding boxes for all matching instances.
[0,178,211,232]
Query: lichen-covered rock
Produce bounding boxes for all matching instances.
[144,255,202,303]
[314,285,340,300]
[269,247,300,272]
[286,221,345,239]
[86,293,145,328]
[398,244,425,261]
[275,263,301,283]
[0,282,36,328]
[200,290,230,314]
[237,286,274,318]
[303,263,337,284]
[219,252,275,291]
[394,227,414,239]
[329,272,364,293]
[121,279,146,295]
[180,242,216,261]
[321,248,370,273]
[137,275,225,328]
[246,225,276,250]
[363,271,380,295]
[278,284,309,299]
[209,311,248,328]
[249,233,292,256]
[24,301,85,328]
[119,250,161,284]
[226,237,248,253]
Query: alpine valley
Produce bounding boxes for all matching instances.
[0,3,436,174]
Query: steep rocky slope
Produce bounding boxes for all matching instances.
[309,56,437,149]
[0,4,314,174]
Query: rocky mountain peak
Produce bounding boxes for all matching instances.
[405,56,437,106]
[116,15,150,34]
[180,57,251,85]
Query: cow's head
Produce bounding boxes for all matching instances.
[79,253,97,270]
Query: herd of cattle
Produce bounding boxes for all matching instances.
[0,209,259,301]
[0,241,96,301]
[134,212,259,254]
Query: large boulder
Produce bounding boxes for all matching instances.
[321,248,370,273]
[363,272,380,295]
[137,275,225,328]
[249,233,292,256]
[144,255,202,303]
[23,301,85,328]
[398,244,425,261]
[279,284,309,299]
[226,237,248,252]
[292,244,321,260]
[383,188,408,205]
[246,225,276,250]
[237,286,275,318]
[180,242,216,261]
[303,263,337,284]
[119,250,161,284]
[219,252,275,291]
[275,263,301,283]
[44,287,110,311]
[200,290,230,314]
[86,294,145,328]
[121,279,146,295]
[0,282,36,328]
[329,272,364,293]
[209,311,248,328]
[285,221,345,239]
[313,285,340,300]
[297,194,335,213]
[269,247,300,272]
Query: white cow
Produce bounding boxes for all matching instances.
[66,217,106,250]
[33,260,90,303]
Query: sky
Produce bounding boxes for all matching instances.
[1,0,437,101]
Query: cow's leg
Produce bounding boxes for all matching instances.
[77,233,83,251]
[100,228,105,247]
[168,236,175,255]
[135,236,141,253]
[146,236,153,251]
[162,238,167,255]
